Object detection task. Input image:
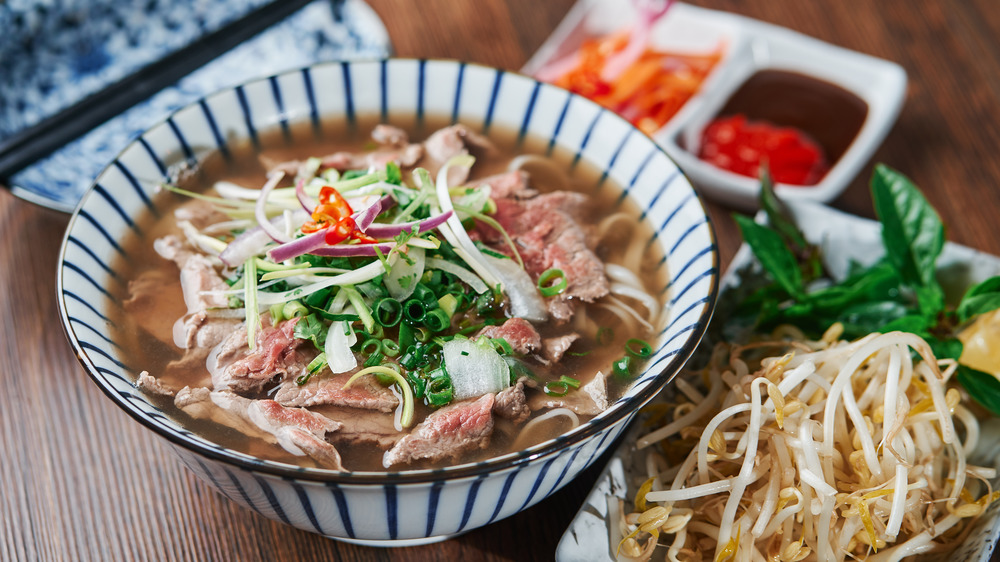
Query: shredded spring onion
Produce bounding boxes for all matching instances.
[343,366,414,428]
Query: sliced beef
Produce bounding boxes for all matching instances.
[476,317,541,355]
[267,125,423,177]
[123,269,183,346]
[136,370,177,397]
[541,333,580,364]
[530,371,609,416]
[174,199,230,230]
[319,406,402,449]
[274,372,399,413]
[423,124,495,163]
[382,393,495,468]
[154,234,230,312]
[371,124,409,147]
[175,311,241,350]
[422,124,496,185]
[475,170,536,199]
[175,387,345,470]
[493,380,530,424]
[210,317,309,394]
[483,192,609,322]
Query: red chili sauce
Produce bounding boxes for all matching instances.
[697,70,869,186]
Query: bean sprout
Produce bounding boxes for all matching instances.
[613,326,999,561]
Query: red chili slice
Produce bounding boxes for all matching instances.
[698,114,829,186]
[324,216,357,245]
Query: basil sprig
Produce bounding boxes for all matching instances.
[734,164,1000,416]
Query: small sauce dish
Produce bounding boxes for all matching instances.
[525,1,908,208]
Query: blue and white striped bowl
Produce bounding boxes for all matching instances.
[57,59,719,545]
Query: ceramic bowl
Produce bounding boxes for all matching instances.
[56,58,719,545]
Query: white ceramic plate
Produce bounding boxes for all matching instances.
[556,201,1000,561]
[524,1,907,209]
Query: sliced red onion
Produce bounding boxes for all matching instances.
[295,176,318,213]
[353,195,394,232]
[310,243,396,257]
[265,228,329,263]
[255,171,291,243]
[220,211,308,267]
[365,210,453,238]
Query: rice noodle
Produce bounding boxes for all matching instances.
[614,327,998,561]
[512,408,579,451]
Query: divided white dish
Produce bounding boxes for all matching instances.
[524,1,908,209]
[556,201,1000,561]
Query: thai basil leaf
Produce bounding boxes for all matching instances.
[957,275,1000,323]
[733,214,803,298]
[880,314,932,336]
[759,168,808,251]
[956,364,1000,417]
[927,337,963,361]
[796,262,901,313]
[837,300,911,339]
[870,164,945,314]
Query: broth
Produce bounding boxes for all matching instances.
[111,115,669,471]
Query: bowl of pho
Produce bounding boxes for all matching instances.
[56,58,719,544]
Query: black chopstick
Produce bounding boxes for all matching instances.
[0,0,318,185]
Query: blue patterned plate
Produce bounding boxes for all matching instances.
[1,0,389,212]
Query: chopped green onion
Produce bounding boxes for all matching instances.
[625,338,653,358]
[489,338,514,356]
[269,302,285,325]
[437,293,458,318]
[560,375,581,388]
[404,299,427,324]
[537,268,568,297]
[407,371,427,399]
[374,297,403,327]
[399,322,415,353]
[415,327,433,343]
[244,257,260,349]
[282,300,308,319]
[381,339,401,357]
[613,356,633,379]
[297,353,329,385]
[543,375,581,396]
[360,338,382,356]
[413,283,437,306]
[364,351,385,368]
[423,308,451,332]
[426,374,454,407]
[343,366,415,427]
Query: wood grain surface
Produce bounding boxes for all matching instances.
[3,1,1000,560]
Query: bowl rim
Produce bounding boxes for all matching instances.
[57,57,720,484]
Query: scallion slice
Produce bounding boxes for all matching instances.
[423,309,451,332]
[374,297,403,327]
[544,375,581,396]
[537,268,568,297]
[625,338,653,358]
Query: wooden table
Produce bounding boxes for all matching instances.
[3,1,1000,560]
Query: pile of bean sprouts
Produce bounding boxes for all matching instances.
[613,324,999,561]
